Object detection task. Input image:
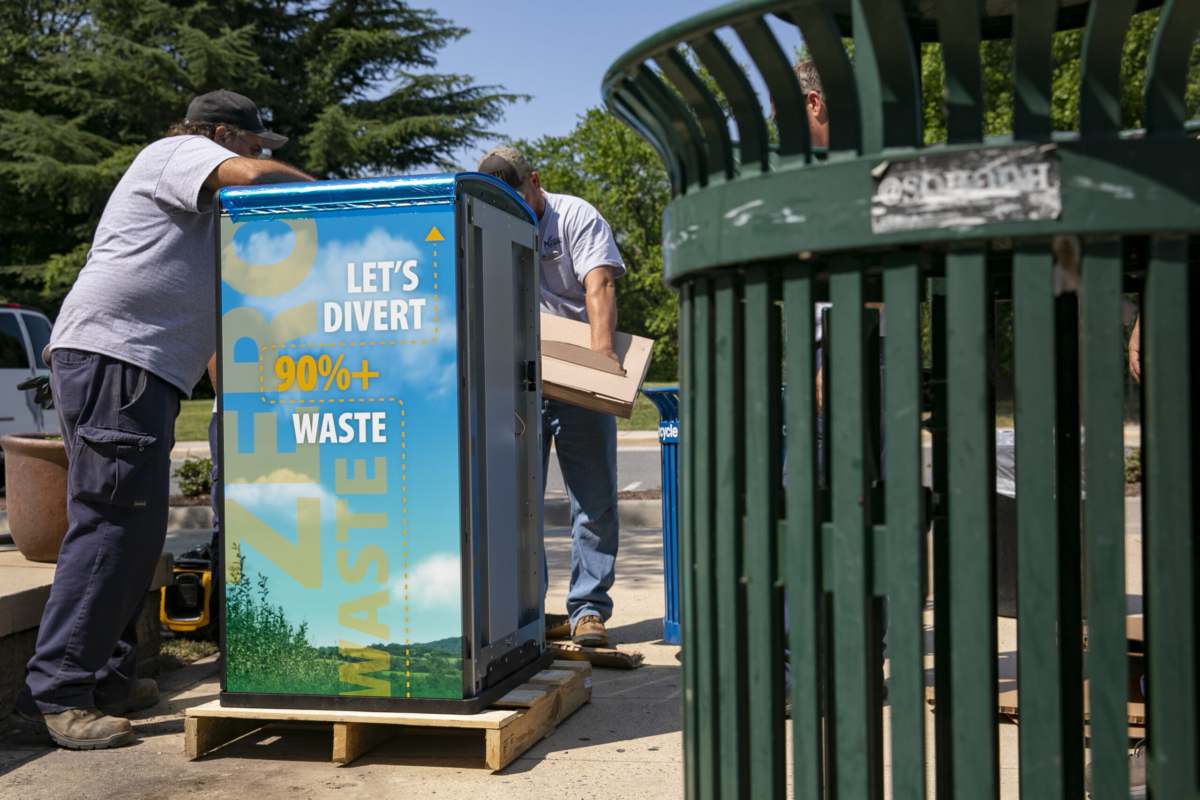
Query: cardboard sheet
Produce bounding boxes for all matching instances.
[540,313,654,418]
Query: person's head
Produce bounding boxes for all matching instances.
[477,146,545,218]
[167,90,288,159]
[794,60,829,149]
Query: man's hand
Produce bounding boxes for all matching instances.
[204,157,314,192]
[583,266,619,366]
[207,353,217,387]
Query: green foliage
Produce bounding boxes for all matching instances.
[515,109,678,380]
[225,561,341,695]
[172,457,212,497]
[919,8,1200,144]
[1125,447,1141,484]
[0,0,522,316]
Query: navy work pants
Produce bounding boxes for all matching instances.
[18,350,180,714]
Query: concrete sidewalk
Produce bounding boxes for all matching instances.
[0,526,683,800]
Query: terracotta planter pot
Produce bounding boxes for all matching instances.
[1,432,69,562]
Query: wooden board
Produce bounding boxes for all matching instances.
[550,641,645,669]
[540,313,654,419]
[926,677,1145,740]
[184,661,592,770]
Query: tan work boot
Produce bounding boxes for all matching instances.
[572,615,609,647]
[8,708,134,750]
[98,678,160,717]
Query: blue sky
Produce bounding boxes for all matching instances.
[404,0,802,169]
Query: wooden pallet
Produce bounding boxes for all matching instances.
[184,660,592,770]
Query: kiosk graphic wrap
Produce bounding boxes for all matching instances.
[216,174,549,713]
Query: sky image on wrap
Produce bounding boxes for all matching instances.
[219,202,463,699]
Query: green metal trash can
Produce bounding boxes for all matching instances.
[603,2,1199,798]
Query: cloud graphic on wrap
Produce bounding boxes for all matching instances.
[395,553,462,610]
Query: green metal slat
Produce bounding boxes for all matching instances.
[783,1,862,156]
[946,248,998,799]
[929,274,953,800]
[853,0,923,151]
[744,266,785,799]
[883,252,926,800]
[1053,291,1085,800]
[1078,0,1137,139]
[611,82,683,191]
[1144,0,1200,137]
[1142,235,1197,798]
[784,265,824,800]
[679,283,698,800]
[691,279,721,800]
[1011,0,1058,141]
[623,74,693,193]
[658,48,734,182]
[733,17,810,162]
[634,66,707,191]
[829,261,881,800]
[714,275,749,799]
[689,31,770,173]
[935,0,984,143]
[1013,244,1065,800]
[1080,239,1129,800]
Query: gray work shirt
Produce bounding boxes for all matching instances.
[50,135,236,396]
[537,191,625,322]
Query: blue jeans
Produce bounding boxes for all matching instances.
[541,398,620,626]
[19,350,179,713]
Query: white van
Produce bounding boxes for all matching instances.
[0,304,55,437]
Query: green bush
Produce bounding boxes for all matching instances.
[224,558,340,695]
[173,458,212,497]
[1125,447,1141,484]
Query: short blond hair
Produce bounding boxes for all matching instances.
[794,60,824,97]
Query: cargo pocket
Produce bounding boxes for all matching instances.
[72,426,158,509]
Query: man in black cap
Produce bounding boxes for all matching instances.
[9,90,312,750]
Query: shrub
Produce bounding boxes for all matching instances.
[1125,447,1141,484]
[173,458,213,497]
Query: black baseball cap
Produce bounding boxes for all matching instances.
[478,146,532,192]
[185,90,288,147]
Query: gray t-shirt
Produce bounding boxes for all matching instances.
[51,135,236,396]
[537,191,625,322]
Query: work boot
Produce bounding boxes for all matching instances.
[572,615,609,647]
[8,708,134,750]
[545,613,571,640]
[98,678,160,717]
[1084,739,1147,799]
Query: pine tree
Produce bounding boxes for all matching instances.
[0,0,522,314]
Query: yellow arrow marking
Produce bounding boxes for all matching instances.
[425,226,445,242]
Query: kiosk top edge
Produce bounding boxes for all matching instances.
[219,171,536,226]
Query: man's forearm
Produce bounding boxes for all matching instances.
[583,267,618,360]
[206,157,314,191]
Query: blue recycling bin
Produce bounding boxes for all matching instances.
[641,388,680,645]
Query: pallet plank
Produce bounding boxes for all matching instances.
[492,687,550,708]
[185,699,516,730]
[185,716,264,759]
[333,722,397,765]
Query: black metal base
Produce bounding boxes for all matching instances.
[219,650,554,715]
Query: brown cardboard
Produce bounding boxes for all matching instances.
[540,313,654,418]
